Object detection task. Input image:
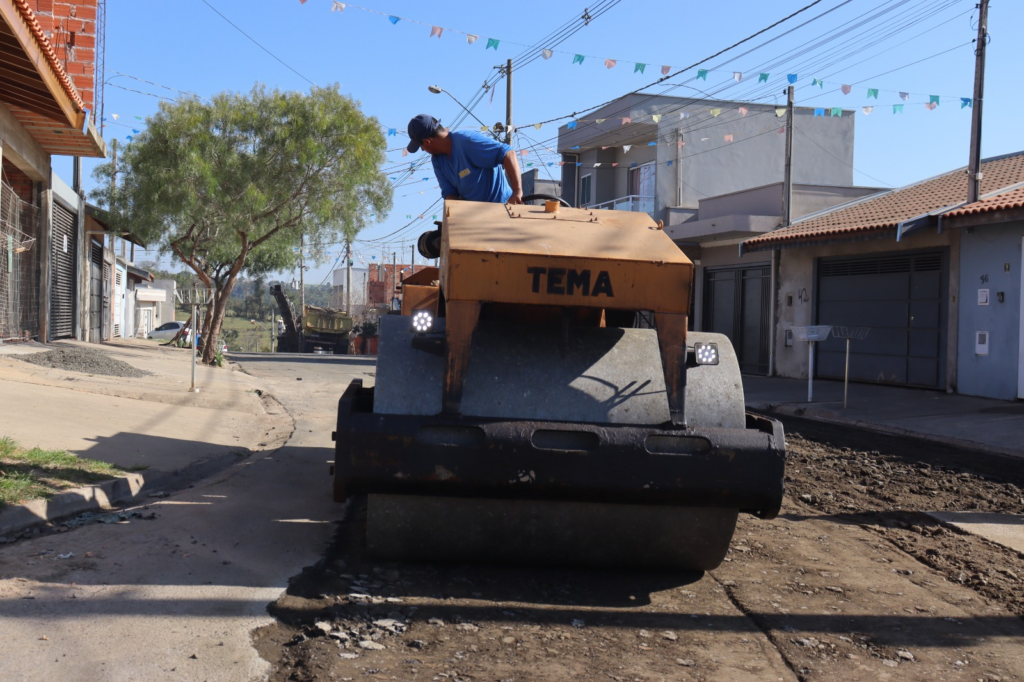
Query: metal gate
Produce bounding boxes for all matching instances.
[90,241,102,341]
[703,264,772,374]
[50,202,76,338]
[816,251,946,388]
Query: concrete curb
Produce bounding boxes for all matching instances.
[0,473,150,537]
[750,401,1024,461]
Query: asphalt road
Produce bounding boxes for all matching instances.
[0,354,375,681]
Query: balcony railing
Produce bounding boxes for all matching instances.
[586,195,655,219]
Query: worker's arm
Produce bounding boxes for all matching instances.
[502,150,524,205]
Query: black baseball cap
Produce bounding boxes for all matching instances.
[407,114,440,153]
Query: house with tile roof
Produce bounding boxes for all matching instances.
[741,151,1024,400]
[1,0,107,343]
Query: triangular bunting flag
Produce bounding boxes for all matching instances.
[519,149,528,156]
[724,134,734,142]
[893,104,904,114]
[647,141,656,146]
[567,120,577,130]
[710,108,721,117]
[777,127,785,134]
[595,119,605,124]
[738,107,749,117]
[542,48,553,59]
[635,63,646,74]
[430,26,443,38]
[841,84,851,95]
[651,114,662,123]
[677,140,685,148]
[775,108,786,117]
[605,59,617,69]
[402,149,408,157]
[925,102,937,111]
[331,2,345,11]
[388,128,396,136]
[961,98,973,109]
[593,163,602,168]
[480,126,488,132]
[611,163,619,167]
[787,74,797,84]
[697,69,708,81]
[899,92,910,101]
[621,117,631,125]
[466,34,478,45]
[661,65,671,76]
[830,107,842,117]
[929,95,940,105]
[623,145,631,152]
[388,15,399,24]
[534,123,543,130]
[679,112,690,119]
[867,88,879,99]
[667,160,673,167]
[812,78,823,88]
[862,106,874,115]
[573,54,585,65]
[576,162,582,167]
[486,38,500,50]
[814,108,824,117]
[733,72,743,82]
[759,73,769,83]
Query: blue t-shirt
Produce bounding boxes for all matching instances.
[432,131,513,203]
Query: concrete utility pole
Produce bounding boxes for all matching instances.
[505,59,513,144]
[107,141,118,341]
[966,0,989,204]
[781,85,795,227]
[410,243,415,276]
[391,251,397,310]
[299,234,306,317]
[344,240,352,314]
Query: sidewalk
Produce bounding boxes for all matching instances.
[0,339,291,531]
[744,375,1024,459]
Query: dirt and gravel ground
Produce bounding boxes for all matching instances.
[253,415,1024,682]
[17,346,151,378]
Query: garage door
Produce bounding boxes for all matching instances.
[50,202,76,339]
[816,251,946,388]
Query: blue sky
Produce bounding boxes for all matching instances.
[57,0,1023,285]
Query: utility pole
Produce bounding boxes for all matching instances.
[345,240,352,314]
[966,0,989,204]
[781,85,795,227]
[107,141,118,341]
[410,243,416,276]
[298,233,306,318]
[391,251,397,310]
[505,58,513,144]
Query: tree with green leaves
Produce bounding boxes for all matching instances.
[92,84,392,363]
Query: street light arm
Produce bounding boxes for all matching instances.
[429,86,494,137]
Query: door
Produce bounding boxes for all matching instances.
[89,242,102,341]
[140,307,153,338]
[703,264,771,374]
[816,251,946,388]
[113,269,123,337]
[50,203,76,339]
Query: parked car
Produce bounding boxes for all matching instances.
[148,321,189,341]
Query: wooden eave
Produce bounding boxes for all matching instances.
[0,0,105,157]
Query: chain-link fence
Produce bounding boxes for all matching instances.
[0,181,41,341]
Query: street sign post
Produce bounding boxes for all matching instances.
[830,326,870,408]
[175,287,214,393]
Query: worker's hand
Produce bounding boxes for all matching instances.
[507,190,524,205]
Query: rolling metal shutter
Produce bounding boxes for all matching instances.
[703,264,772,375]
[50,203,76,339]
[816,251,946,388]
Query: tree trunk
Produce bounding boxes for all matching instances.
[200,252,247,364]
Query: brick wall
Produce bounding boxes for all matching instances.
[1,160,34,204]
[29,1,98,111]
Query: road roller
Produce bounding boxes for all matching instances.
[332,196,785,571]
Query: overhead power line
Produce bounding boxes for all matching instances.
[199,0,317,87]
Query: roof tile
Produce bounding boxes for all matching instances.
[943,184,1024,218]
[745,152,1024,248]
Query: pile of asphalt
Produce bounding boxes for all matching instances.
[19,346,151,378]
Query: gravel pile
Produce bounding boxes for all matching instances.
[18,346,151,378]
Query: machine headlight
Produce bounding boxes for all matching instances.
[694,342,719,366]
[411,310,434,334]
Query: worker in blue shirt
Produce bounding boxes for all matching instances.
[406,114,523,205]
